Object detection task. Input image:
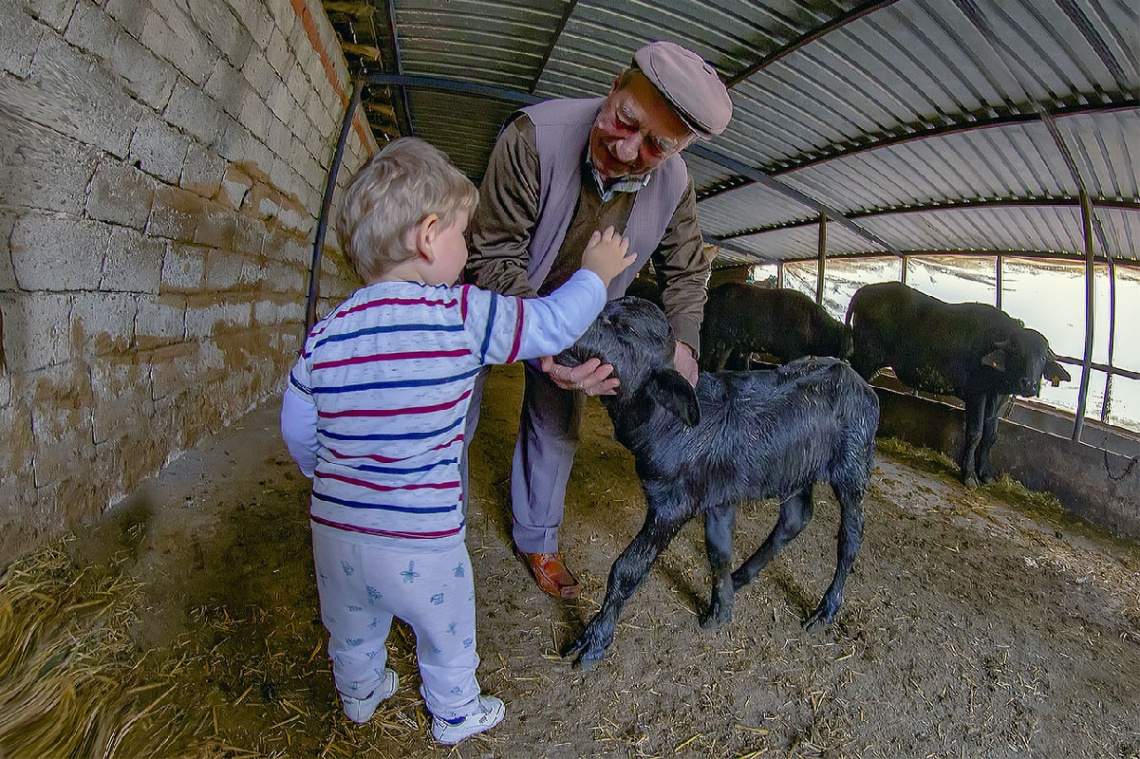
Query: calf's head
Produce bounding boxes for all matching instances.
[558,297,700,426]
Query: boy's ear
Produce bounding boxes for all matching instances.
[411,214,440,261]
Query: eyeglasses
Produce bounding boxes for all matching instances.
[603,100,694,160]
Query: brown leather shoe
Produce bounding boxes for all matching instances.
[515,550,581,599]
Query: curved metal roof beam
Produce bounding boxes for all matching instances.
[714,195,1139,242]
[711,245,1140,269]
[358,74,543,106]
[697,99,1140,203]
[688,143,900,256]
[531,0,579,94]
[711,0,908,256]
[724,0,902,88]
[379,0,413,136]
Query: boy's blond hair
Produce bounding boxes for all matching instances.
[338,137,478,281]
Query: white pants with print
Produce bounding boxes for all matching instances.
[310,522,481,720]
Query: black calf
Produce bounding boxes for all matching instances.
[558,297,880,670]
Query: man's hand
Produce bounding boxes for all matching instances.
[674,341,698,387]
[540,355,620,396]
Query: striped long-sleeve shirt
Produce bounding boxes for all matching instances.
[282,269,606,550]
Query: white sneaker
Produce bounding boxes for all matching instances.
[341,668,398,724]
[431,695,505,745]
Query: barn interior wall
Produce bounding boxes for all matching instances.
[0,0,375,561]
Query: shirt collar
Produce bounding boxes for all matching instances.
[585,150,652,202]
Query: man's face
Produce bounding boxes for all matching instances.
[589,71,695,181]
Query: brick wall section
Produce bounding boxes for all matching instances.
[0,0,378,560]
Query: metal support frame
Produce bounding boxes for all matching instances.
[359,74,541,106]
[1072,189,1096,443]
[816,212,827,304]
[382,0,413,136]
[725,0,901,87]
[305,79,363,337]
[712,196,1139,245]
[995,255,1003,310]
[1100,232,1118,423]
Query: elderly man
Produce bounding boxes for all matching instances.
[465,41,733,598]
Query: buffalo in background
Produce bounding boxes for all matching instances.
[700,283,851,372]
[845,281,1071,488]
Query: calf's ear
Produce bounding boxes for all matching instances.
[648,368,700,427]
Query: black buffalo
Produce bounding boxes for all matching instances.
[558,297,878,670]
[845,281,1071,488]
[700,283,851,372]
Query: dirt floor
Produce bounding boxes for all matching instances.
[45,363,1140,757]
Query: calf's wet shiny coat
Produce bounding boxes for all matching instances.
[558,297,880,670]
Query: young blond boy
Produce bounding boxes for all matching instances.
[280,137,633,744]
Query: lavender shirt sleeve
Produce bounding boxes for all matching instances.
[464,269,606,365]
[280,386,318,478]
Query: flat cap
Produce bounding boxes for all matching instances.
[632,41,732,139]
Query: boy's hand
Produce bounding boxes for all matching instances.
[581,227,635,287]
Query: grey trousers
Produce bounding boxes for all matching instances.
[311,523,481,720]
[464,363,584,553]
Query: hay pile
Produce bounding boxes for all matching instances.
[0,539,189,759]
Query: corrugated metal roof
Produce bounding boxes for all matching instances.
[322,0,1140,265]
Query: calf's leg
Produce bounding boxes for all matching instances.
[731,486,814,591]
[700,502,738,629]
[563,506,691,670]
[805,482,865,630]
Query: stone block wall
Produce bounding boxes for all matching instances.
[0,0,377,560]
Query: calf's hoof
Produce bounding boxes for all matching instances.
[572,650,603,671]
[561,634,606,671]
[561,635,585,659]
[803,602,838,632]
[730,569,755,592]
[699,601,733,630]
